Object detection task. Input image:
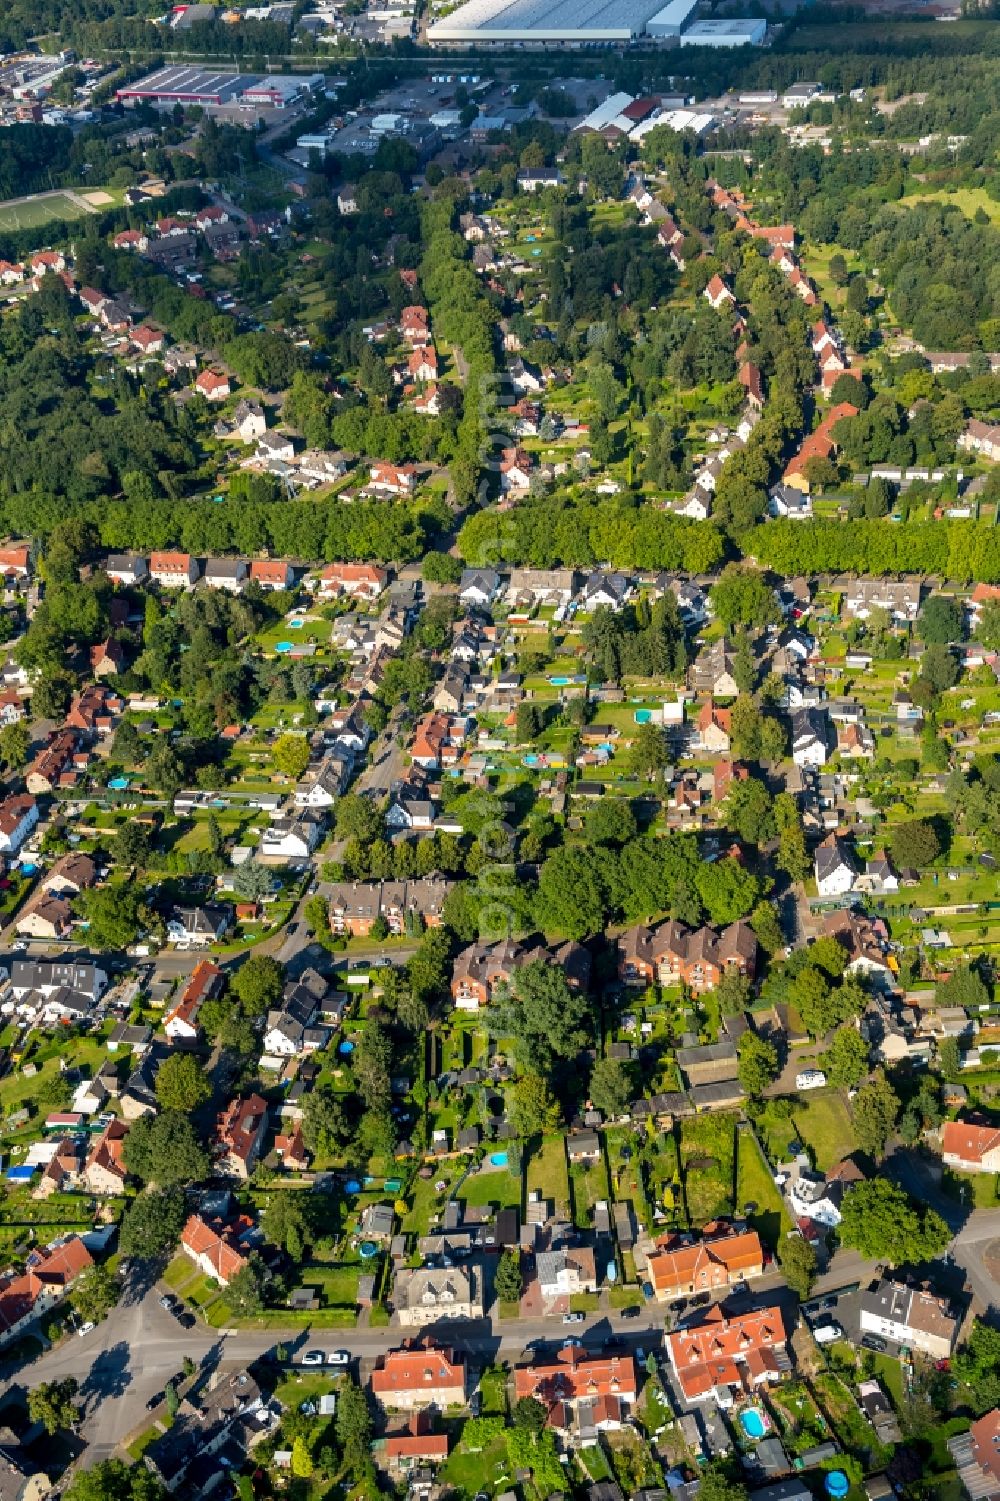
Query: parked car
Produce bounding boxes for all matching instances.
[301,1350,325,1366]
[77,1321,96,1337]
[159,1295,175,1311]
[562,1312,585,1325]
[146,1392,164,1411]
[861,1335,887,1353]
[795,1069,827,1090]
[174,1309,196,1330]
[327,1351,350,1366]
[621,1306,640,1320]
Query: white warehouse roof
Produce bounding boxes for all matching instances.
[680,16,766,44]
[646,0,697,35]
[429,0,669,42]
[574,91,635,131]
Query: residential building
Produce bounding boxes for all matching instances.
[150,552,199,589]
[451,936,590,1011]
[144,1368,267,1493]
[394,1265,483,1327]
[0,795,38,855]
[180,1214,248,1286]
[203,558,249,593]
[814,833,856,898]
[250,559,294,591]
[105,554,148,586]
[166,905,231,947]
[195,369,231,401]
[536,1247,598,1301]
[648,1225,763,1302]
[618,918,757,993]
[513,1348,638,1436]
[371,1345,467,1411]
[90,637,126,677]
[317,563,388,601]
[82,1119,128,1195]
[859,1279,959,1359]
[9,961,106,1002]
[704,274,735,310]
[164,960,224,1042]
[942,1120,1000,1174]
[459,568,502,610]
[790,708,828,767]
[949,1408,1000,1501]
[843,578,922,624]
[260,809,325,860]
[328,879,452,937]
[665,1304,788,1405]
[370,461,418,495]
[213,1094,269,1179]
[0,1237,93,1347]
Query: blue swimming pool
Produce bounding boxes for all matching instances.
[634,709,653,725]
[275,641,292,653]
[359,1240,378,1258]
[339,1040,354,1055]
[345,1179,361,1194]
[550,676,569,686]
[490,1152,509,1167]
[108,776,129,790]
[20,863,37,875]
[289,618,305,629]
[739,1408,768,1441]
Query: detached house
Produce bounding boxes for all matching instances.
[942,1120,1000,1174]
[213,1094,269,1179]
[371,1345,467,1412]
[83,1119,128,1195]
[105,554,148,587]
[859,1279,958,1359]
[195,369,231,402]
[0,794,38,856]
[370,462,418,496]
[250,559,294,591]
[704,275,735,311]
[317,563,388,602]
[814,833,856,898]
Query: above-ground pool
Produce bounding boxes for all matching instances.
[339,1041,355,1055]
[275,641,292,653]
[634,709,653,725]
[490,1152,509,1167]
[345,1179,361,1194]
[739,1408,768,1441]
[825,1475,849,1500]
[384,1179,402,1193]
[108,776,129,790]
[359,1240,378,1259]
[20,863,37,875]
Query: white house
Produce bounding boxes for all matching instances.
[459,569,502,610]
[0,794,39,855]
[790,708,829,768]
[166,905,232,948]
[814,833,856,898]
[260,811,325,861]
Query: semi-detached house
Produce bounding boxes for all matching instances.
[648,1225,763,1302]
[150,552,200,589]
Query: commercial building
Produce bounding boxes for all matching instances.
[645,0,698,35]
[680,17,766,45]
[118,65,323,110]
[428,0,674,45]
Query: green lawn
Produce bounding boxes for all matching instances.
[458,1167,521,1211]
[679,1112,736,1225]
[735,1127,791,1246]
[899,186,1000,223]
[570,1156,610,1230]
[792,1090,857,1173]
[525,1133,571,1220]
[0,190,94,232]
[440,1431,510,1499]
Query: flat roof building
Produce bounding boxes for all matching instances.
[429,0,673,44]
[680,17,766,44]
[118,66,322,109]
[646,0,698,35]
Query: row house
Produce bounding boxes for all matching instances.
[513,1348,637,1438]
[958,418,1000,463]
[328,878,453,937]
[783,402,859,494]
[316,562,388,602]
[859,1279,958,1360]
[617,917,757,993]
[150,552,200,589]
[451,936,590,1011]
[842,576,922,623]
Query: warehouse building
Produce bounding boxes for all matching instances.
[645,0,698,36]
[428,0,674,45]
[680,17,766,44]
[118,66,323,109]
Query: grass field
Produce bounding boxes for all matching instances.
[525,1133,571,1220]
[0,191,92,233]
[736,1127,792,1246]
[899,186,1000,224]
[792,1090,857,1173]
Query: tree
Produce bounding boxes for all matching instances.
[292,1436,314,1479]
[939,963,991,1010]
[28,1378,79,1435]
[117,1188,186,1260]
[823,1025,870,1088]
[336,793,384,844]
[696,1463,749,1501]
[336,1380,373,1465]
[273,733,310,780]
[737,1032,779,1096]
[716,969,753,1017]
[155,1053,211,1113]
[231,954,284,1016]
[589,1058,633,1118]
[954,1319,1000,1415]
[263,1192,313,1260]
[72,1264,118,1325]
[78,884,146,950]
[226,1255,268,1316]
[585,797,638,847]
[123,1113,209,1186]
[919,596,964,645]
[778,1236,817,1299]
[233,859,273,903]
[513,1396,547,1433]
[0,721,29,770]
[696,859,761,926]
[920,644,960,695]
[509,1072,563,1136]
[725,777,774,845]
[495,1249,522,1303]
[113,821,151,869]
[710,565,781,632]
[65,1461,167,1501]
[851,1070,900,1160]
[535,845,606,940]
[939,1035,962,1081]
[838,1179,950,1264]
[515,702,541,743]
[630,720,669,781]
[422,551,463,584]
[491,961,593,1074]
[889,818,940,869]
[976,598,1000,650]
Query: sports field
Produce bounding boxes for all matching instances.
[0,191,93,233]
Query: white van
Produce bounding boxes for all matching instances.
[796,1069,827,1090]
